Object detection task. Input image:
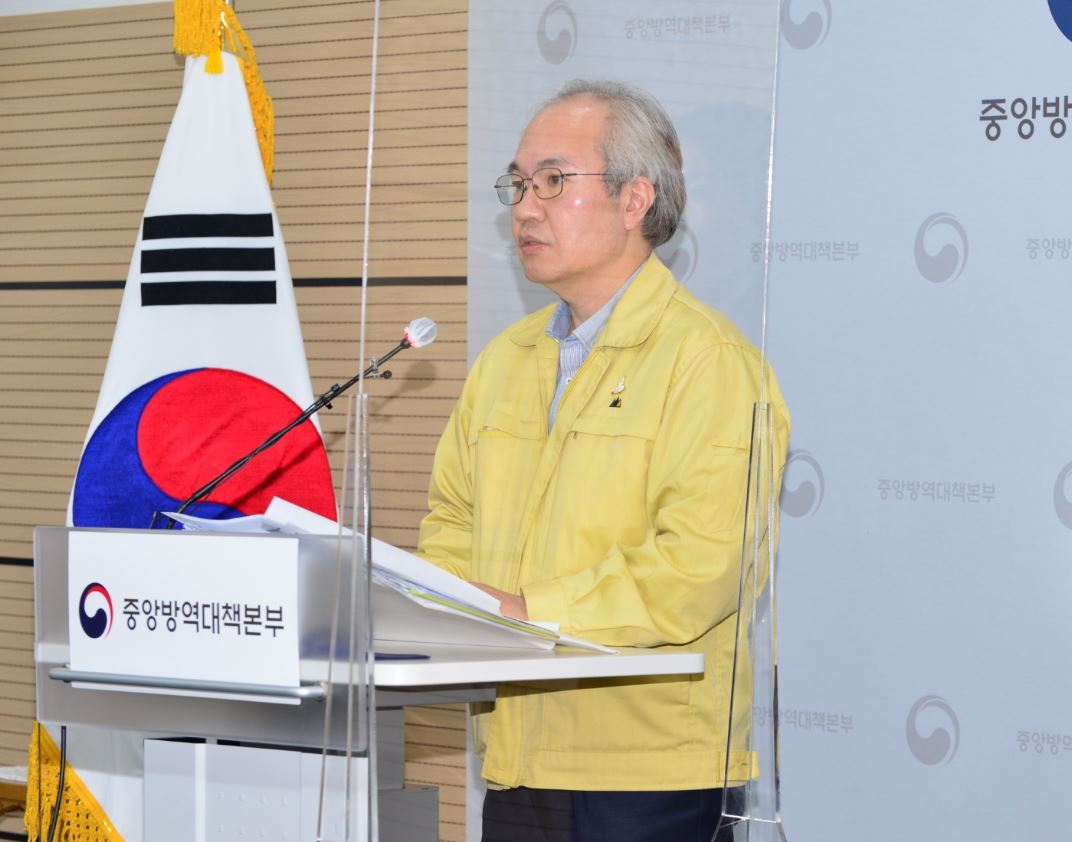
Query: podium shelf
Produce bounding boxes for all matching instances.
[339,640,704,687]
[48,667,327,701]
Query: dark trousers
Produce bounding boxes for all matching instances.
[482,785,743,842]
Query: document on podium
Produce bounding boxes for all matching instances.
[166,499,614,653]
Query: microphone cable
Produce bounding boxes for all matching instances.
[45,725,67,842]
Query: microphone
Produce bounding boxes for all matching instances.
[362,317,437,381]
[403,317,437,349]
[155,318,438,527]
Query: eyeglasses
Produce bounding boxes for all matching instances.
[494,167,608,206]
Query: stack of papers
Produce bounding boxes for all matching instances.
[166,499,614,653]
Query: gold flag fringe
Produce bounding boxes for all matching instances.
[25,722,124,842]
[173,0,275,182]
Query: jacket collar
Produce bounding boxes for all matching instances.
[509,253,677,349]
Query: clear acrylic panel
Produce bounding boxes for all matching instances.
[467,0,783,356]
[315,392,377,842]
[717,401,786,841]
[466,2,786,838]
[316,0,383,833]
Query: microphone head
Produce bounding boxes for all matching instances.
[404,317,437,349]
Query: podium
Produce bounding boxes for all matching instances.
[34,526,704,841]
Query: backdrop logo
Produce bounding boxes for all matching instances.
[537,1,577,64]
[1054,461,1072,528]
[906,695,960,766]
[781,0,832,49]
[78,582,114,639]
[780,450,824,518]
[1048,0,1072,42]
[914,212,969,283]
[656,221,698,282]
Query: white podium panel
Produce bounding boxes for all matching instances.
[35,525,705,842]
[68,530,301,691]
[36,526,705,746]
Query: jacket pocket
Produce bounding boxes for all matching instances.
[467,411,544,586]
[553,413,654,532]
[568,405,658,442]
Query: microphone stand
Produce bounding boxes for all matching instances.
[152,338,412,529]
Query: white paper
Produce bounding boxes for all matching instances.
[163,511,279,533]
[265,497,352,536]
[371,584,555,651]
[178,497,503,615]
[168,497,617,653]
[367,536,502,615]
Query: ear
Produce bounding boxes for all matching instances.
[621,176,656,233]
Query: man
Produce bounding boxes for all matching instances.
[418,79,791,842]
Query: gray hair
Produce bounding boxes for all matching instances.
[541,79,686,248]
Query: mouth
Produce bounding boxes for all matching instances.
[517,235,548,255]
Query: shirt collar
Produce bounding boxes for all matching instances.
[545,258,646,349]
[511,252,679,349]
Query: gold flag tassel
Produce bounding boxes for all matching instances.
[173,0,275,183]
[25,722,122,842]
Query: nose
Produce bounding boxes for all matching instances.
[512,182,545,222]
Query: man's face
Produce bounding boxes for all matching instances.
[509,97,631,294]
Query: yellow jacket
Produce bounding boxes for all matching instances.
[418,254,790,791]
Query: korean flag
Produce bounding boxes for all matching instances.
[69,52,336,529]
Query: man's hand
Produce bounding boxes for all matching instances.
[471,582,529,621]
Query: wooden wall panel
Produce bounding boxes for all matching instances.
[405,704,468,842]
[0,0,468,282]
[0,1,470,837]
[0,564,34,774]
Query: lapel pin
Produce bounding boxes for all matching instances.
[609,376,625,408]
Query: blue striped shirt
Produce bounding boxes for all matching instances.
[546,265,642,430]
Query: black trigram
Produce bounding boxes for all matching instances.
[140,213,277,306]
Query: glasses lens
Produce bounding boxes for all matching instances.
[532,168,565,199]
[495,175,524,205]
